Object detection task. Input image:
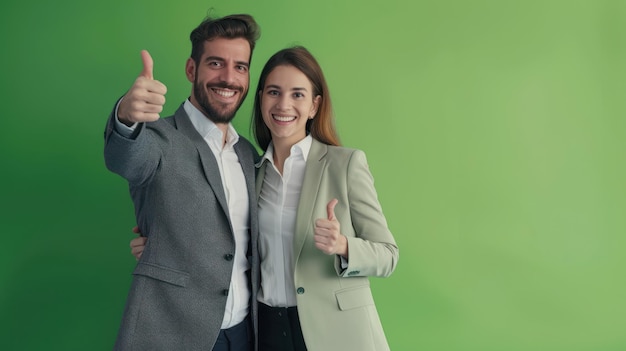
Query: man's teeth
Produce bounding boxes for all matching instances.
[214,89,235,98]
[273,115,296,122]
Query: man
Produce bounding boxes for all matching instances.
[104,14,260,351]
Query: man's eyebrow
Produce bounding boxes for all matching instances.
[236,60,250,68]
[204,56,224,62]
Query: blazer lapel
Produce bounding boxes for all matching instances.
[293,139,328,259]
[234,140,257,221]
[255,158,269,200]
[172,106,230,222]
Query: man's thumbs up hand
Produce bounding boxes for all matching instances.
[117,50,167,126]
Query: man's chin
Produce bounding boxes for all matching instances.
[207,109,237,124]
[197,101,238,124]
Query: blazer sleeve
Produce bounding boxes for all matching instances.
[103,104,165,187]
[335,149,399,278]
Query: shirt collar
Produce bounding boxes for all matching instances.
[184,99,239,146]
[257,135,313,168]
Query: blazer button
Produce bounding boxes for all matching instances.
[296,287,305,294]
[222,289,229,296]
[224,254,234,261]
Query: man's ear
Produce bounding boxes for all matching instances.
[185,58,196,82]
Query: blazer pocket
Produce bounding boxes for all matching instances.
[335,285,375,311]
[133,262,190,287]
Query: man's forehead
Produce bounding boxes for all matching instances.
[202,38,251,61]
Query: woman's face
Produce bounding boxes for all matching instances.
[260,65,320,146]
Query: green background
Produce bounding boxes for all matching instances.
[1,0,625,350]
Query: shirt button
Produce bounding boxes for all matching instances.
[296,287,305,294]
[222,289,229,296]
[224,254,234,261]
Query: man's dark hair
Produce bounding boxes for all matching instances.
[189,14,260,63]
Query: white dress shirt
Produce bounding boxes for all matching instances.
[115,99,250,329]
[257,135,312,307]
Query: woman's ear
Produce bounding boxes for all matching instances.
[310,95,322,118]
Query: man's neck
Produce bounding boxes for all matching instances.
[215,122,229,146]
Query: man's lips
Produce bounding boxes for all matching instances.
[211,88,237,98]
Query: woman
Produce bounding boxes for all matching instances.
[251,46,398,351]
[131,46,399,351]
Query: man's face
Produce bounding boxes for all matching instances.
[186,37,251,124]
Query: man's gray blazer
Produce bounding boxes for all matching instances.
[104,102,259,350]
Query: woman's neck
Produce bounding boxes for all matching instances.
[271,135,307,175]
[271,141,292,175]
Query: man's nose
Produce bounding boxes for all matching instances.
[219,66,236,85]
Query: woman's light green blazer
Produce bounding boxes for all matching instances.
[256,138,399,351]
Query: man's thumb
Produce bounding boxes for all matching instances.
[327,199,338,221]
[140,49,154,79]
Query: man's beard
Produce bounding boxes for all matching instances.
[194,78,248,124]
